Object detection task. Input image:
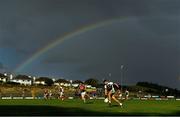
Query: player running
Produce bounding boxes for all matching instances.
[104,80,123,107]
[78,83,89,103]
[44,88,49,99]
[125,89,129,100]
[58,86,65,101]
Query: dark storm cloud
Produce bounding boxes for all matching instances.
[41,14,180,88]
[0,62,7,73]
[0,0,116,52]
[0,0,179,53]
[0,62,4,69]
[43,52,82,64]
[0,0,179,89]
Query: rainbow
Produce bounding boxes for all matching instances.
[15,17,128,73]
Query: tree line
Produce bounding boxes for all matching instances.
[1,73,180,97]
[136,82,180,97]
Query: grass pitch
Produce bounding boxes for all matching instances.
[0,99,179,116]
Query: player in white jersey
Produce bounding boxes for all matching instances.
[104,80,122,107]
[59,86,64,101]
[125,89,129,100]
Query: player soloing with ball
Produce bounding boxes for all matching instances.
[104,80,123,107]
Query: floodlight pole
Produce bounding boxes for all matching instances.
[120,65,124,92]
[109,73,111,79]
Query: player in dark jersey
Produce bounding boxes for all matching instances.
[104,80,122,107]
[79,83,90,103]
[78,83,87,103]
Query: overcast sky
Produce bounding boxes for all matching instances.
[0,0,179,89]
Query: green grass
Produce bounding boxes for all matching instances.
[0,99,179,116]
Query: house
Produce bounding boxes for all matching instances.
[71,80,83,87]
[0,73,8,83]
[34,77,54,86]
[72,83,79,87]
[54,79,71,87]
[34,78,46,85]
[86,85,92,88]
[11,75,32,85]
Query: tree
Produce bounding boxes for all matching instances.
[55,79,70,83]
[0,73,6,77]
[72,80,83,84]
[35,77,54,86]
[85,78,99,87]
[14,75,31,80]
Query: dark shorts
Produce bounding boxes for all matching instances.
[107,88,112,92]
[110,93,115,97]
[80,90,86,93]
[109,89,120,97]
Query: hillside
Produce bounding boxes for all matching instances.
[125,82,180,97]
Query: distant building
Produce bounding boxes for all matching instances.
[72,83,79,87]
[10,74,13,80]
[11,76,32,85]
[0,73,8,82]
[34,79,46,85]
[34,77,50,85]
[54,79,71,87]
[86,85,92,88]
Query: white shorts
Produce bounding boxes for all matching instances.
[81,92,86,97]
[59,92,64,97]
[119,94,122,97]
